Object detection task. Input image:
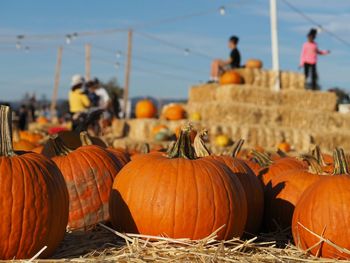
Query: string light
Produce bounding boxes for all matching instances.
[184,48,190,56]
[24,46,30,53]
[219,6,226,16]
[65,34,72,44]
[115,50,122,58]
[15,35,24,49]
[72,32,78,40]
[317,26,323,34]
[114,62,120,69]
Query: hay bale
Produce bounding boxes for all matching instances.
[234,68,254,84]
[188,83,218,102]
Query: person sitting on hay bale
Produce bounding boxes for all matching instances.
[208,35,241,83]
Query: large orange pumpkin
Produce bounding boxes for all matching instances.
[135,99,157,118]
[245,59,263,69]
[264,157,322,230]
[0,105,69,259]
[110,126,247,240]
[220,71,242,85]
[194,132,264,235]
[163,104,186,120]
[12,129,36,151]
[292,149,350,259]
[45,134,122,231]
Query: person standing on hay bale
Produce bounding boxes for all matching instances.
[208,35,241,83]
[299,28,330,90]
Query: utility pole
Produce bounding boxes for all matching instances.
[123,29,133,119]
[50,46,63,118]
[85,43,91,81]
[270,0,280,91]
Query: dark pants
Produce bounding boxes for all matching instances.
[304,63,318,90]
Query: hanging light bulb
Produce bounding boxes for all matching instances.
[72,32,78,40]
[65,34,72,44]
[219,6,226,16]
[317,26,323,33]
[114,62,120,69]
[184,48,190,56]
[115,50,122,58]
[24,46,30,53]
[16,35,24,49]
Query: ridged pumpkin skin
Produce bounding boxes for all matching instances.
[208,155,264,234]
[135,99,157,118]
[107,147,131,166]
[110,153,248,240]
[164,104,186,120]
[52,145,122,230]
[0,153,69,259]
[265,169,321,230]
[220,71,242,85]
[259,157,307,186]
[292,175,350,259]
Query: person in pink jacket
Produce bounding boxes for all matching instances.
[300,28,330,90]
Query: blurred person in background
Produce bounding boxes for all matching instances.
[300,28,330,90]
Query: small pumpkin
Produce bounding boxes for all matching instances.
[163,104,186,120]
[19,130,44,144]
[12,129,36,151]
[215,134,231,147]
[189,112,201,121]
[220,71,242,85]
[277,142,291,153]
[0,105,69,259]
[110,125,247,240]
[135,99,157,119]
[292,149,350,259]
[36,116,49,124]
[245,59,263,69]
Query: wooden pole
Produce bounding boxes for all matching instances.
[50,46,63,118]
[123,29,133,119]
[270,0,280,91]
[85,43,91,81]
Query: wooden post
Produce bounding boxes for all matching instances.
[85,43,91,81]
[270,0,280,91]
[123,29,133,119]
[50,46,63,118]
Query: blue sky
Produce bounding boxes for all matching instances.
[0,0,349,101]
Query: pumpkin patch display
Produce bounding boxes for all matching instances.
[292,149,350,259]
[45,132,122,231]
[135,99,157,118]
[220,71,242,85]
[110,125,247,240]
[0,105,69,259]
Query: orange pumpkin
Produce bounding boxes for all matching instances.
[110,126,247,240]
[292,149,350,259]
[36,116,49,124]
[245,59,263,69]
[277,142,291,153]
[45,134,122,231]
[163,104,186,120]
[12,130,36,151]
[19,131,44,144]
[220,71,242,85]
[135,99,157,118]
[0,105,69,259]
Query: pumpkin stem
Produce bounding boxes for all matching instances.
[300,154,324,174]
[48,134,73,156]
[0,105,16,157]
[311,145,326,166]
[140,143,150,154]
[276,149,288,158]
[251,150,273,167]
[230,139,244,157]
[333,148,349,175]
[193,129,211,157]
[80,131,93,146]
[167,124,196,159]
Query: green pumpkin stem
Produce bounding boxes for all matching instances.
[276,149,288,158]
[193,129,211,157]
[300,155,324,174]
[311,145,326,166]
[333,148,349,175]
[80,131,93,146]
[140,143,150,154]
[167,124,196,159]
[231,139,244,157]
[49,134,73,156]
[251,150,273,167]
[0,105,16,157]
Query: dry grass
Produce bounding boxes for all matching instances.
[7,224,348,262]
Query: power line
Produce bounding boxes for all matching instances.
[281,0,350,48]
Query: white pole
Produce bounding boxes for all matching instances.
[270,0,280,91]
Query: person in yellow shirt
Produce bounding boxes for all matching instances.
[68,75,90,130]
[69,75,90,114]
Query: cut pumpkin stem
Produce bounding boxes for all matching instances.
[311,145,326,166]
[48,134,73,156]
[333,148,349,175]
[80,131,93,146]
[167,124,196,159]
[193,129,211,158]
[230,139,244,157]
[0,105,16,157]
[251,150,273,167]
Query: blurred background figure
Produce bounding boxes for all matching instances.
[300,28,330,90]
